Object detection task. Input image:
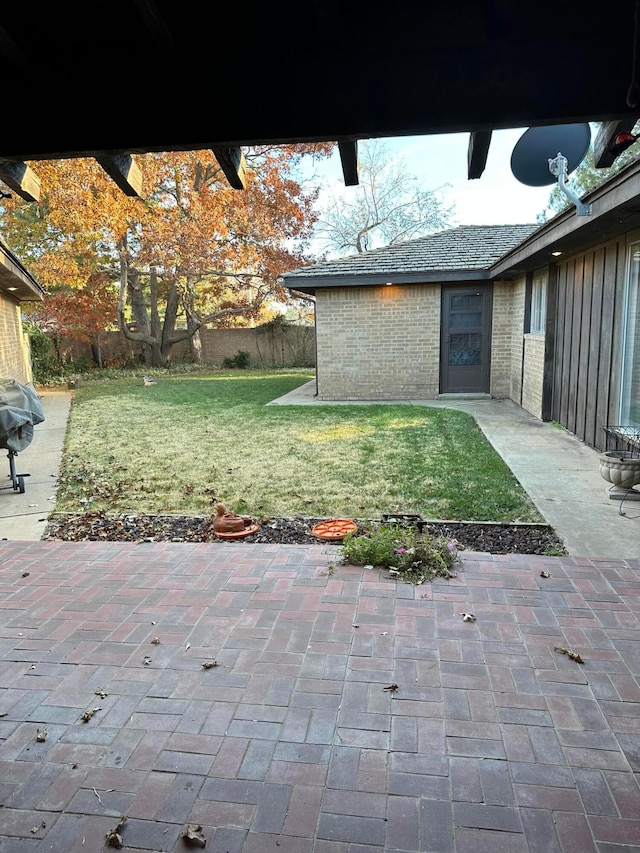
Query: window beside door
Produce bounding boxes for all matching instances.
[530,270,547,334]
[621,243,640,425]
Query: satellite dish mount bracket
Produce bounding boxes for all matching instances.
[548,153,592,216]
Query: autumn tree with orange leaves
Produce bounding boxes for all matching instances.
[24,273,118,366]
[1,144,333,367]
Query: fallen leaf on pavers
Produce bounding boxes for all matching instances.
[461,612,476,622]
[383,683,399,692]
[36,727,47,742]
[554,646,584,664]
[95,689,108,698]
[30,822,45,834]
[202,661,218,669]
[143,656,152,665]
[151,637,161,644]
[105,816,127,848]
[80,707,101,722]
[540,570,551,578]
[181,824,206,847]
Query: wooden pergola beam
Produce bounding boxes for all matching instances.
[467,130,492,179]
[338,140,359,186]
[594,119,639,168]
[95,154,144,197]
[0,24,28,69]
[132,0,174,50]
[211,147,247,190]
[0,160,41,202]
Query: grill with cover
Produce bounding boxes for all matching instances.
[0,378,45,494]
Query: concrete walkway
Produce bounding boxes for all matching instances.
[0,389,72,542]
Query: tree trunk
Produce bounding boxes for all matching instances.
[52,331,62,364]
[128,273,153,367]
[116,248,207,368]
[182,277,203,364]
[189,330,203,364]
[157,280,180,367]
[91,343,103,368]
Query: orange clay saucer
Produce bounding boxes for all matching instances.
[311,518,357,541]
[214,523,260,539]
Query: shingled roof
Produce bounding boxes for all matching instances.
[283,224,541,293]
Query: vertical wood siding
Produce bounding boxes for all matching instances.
[552,259,566,431]
[586,248,605,449]
[576,252,593,440]
[550,237,629,450]
[568,255,583,435]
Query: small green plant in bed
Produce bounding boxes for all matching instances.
[339,522,460,585]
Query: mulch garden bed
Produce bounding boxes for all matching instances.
[43,511,568,556]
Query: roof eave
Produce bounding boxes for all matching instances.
[492,159,640,278]
[284,268,490,294]
[0,243,44,302]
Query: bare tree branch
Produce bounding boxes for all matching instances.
[315,139,455,255]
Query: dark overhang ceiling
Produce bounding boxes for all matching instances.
[0,1,639,199]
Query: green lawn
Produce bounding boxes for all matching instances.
[54,368,544,522]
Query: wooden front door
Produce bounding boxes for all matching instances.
[440,285,492,393]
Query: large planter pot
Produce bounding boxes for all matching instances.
[599,451,640,490]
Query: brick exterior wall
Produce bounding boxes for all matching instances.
[521,333,545,418]
[488,277,538,411]
[315,284,441,400]
[0,295,32,385]
[489,281,513,398]
[491,274,544,419]
[509,278,526,403]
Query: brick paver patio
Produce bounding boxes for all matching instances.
[0,540,639,852]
